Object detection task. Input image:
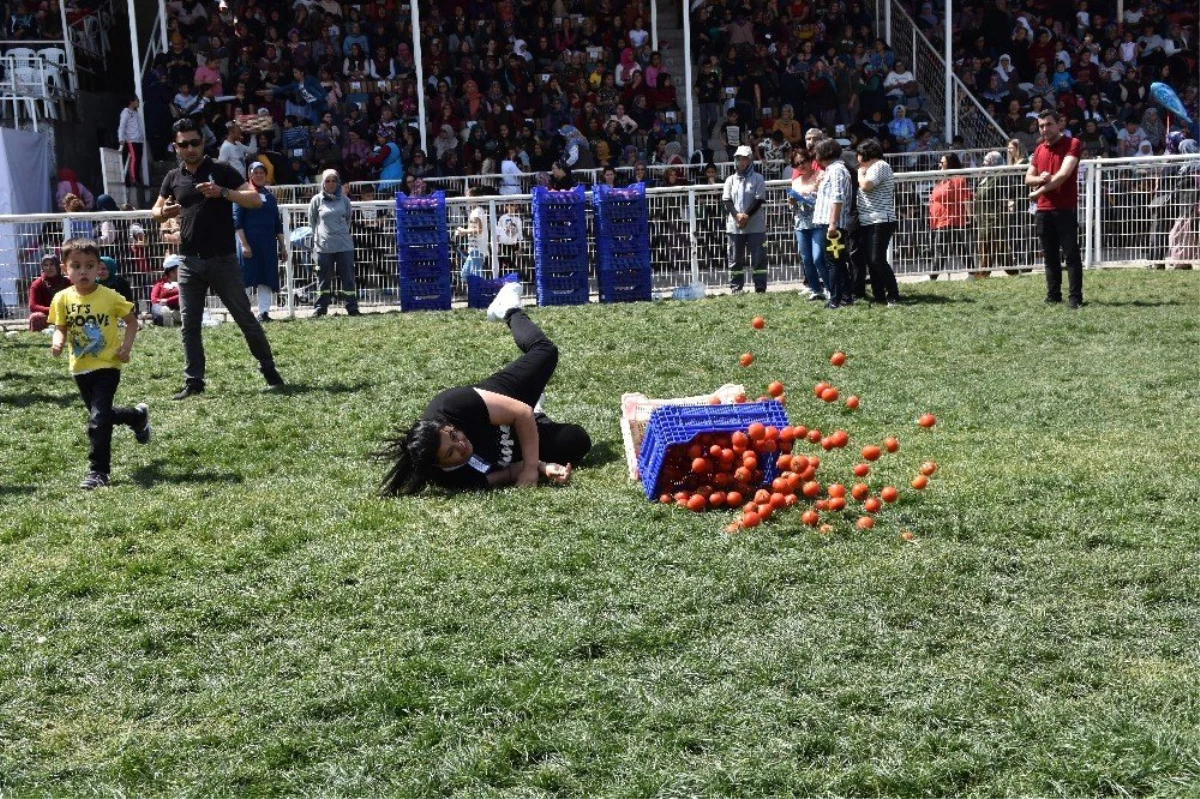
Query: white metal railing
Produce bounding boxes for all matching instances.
[1,155,1195,318]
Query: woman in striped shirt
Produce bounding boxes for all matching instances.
[854,139,902,306]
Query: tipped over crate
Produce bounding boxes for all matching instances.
[636,401,790,500]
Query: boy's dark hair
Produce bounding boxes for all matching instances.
[61,238,101,263]
[172,117,200,136]
[128,94,139,105]
[376,420,442,496]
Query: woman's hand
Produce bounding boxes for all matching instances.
[541,462,572,485]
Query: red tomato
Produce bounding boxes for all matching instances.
[658,493,671,504]
[801,509,819,526]
[861,445,882,462]
[731,431,749,450]
[820,437,834,451]
[900,530,915,541]
[851,482,870,501]
[852,463,870,478]
[814,381,830,398]
[779,426,796,443]
[856,516,875,530]
[751,316,765,329]
[883,436,900,453]
[830,351,846,366]
[725,490,744,508]
[769,492,787,510]
[880,486,899,503]
[827,483,846,498]
[918,413,936,428]
[831,430,849,448]
[814,499,829,511]
[911,474,929,490]
[767,381,784,398]
[793,425,808,439]
[784,494,798,507]
[920,461,938,476]
[742,453,758,470]
[801,480,820,498]
[764,425,780,441]
[734,466,752,483]
[713,472,731,488]
[821,387,839,403]
[756,503,774,520]
[792,455,809,471]
[828,496,846,511]
[845,395,860,410]
[808,455,821,469]
[864,496,882,513]
[709,395,722,405]
[819,524,835,534]
[747,422,767,441]
[742,511,761,528]
[753,488,772,505]
[709,491,727,508]
[772,477,788,494]
[776,454,793,471]
[691,457,712,475]
[686,494,707,512]
[734,393,748,403]
[739,353,754,367]
[806,429,822,444]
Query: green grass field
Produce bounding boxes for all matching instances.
[2,269,1198,796]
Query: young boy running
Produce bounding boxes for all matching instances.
[49,239,152,490]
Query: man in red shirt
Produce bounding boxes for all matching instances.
[1027,109,1085,308]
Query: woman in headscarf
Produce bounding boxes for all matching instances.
[433,123,459,161]
[235,162,287,322]
[1139,107,1164,153]
[615,47,639,87]
[994,54,1017,90]
[308,168,360,317]
[1167,140,1200,268]
[888,104,916,145]
[971,151,1009,279]
[55,168,94,211]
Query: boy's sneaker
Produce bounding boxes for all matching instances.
[533,393,545,414]
[80,472,109,490]
[486,280,523,322]
[172,384,204,400]
[808,293,826,302]
[134,403,151,444]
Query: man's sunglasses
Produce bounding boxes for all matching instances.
[177,138,204,149]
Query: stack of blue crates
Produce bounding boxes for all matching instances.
[395,191,451,312]
[594,182,652,303]
[532,185,589,306]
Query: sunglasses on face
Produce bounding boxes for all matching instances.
[177,138,204,149]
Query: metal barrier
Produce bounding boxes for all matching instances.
[1,155,1195,320]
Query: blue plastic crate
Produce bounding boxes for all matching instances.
[466,273,518,309]
[598,274,652,304]
[535,270,589,306]
[594,182,645,203]
[395,228,446,246]
[534,239,588,257]
[533,184,587,204]
[636,401,790,500]
[399,293,452,312]
[597,236,651,257]
[597,252,651,272]
[398,243,450,262]
[396,191,446,212]
[597,218,650,236]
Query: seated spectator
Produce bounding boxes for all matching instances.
[344,43,369,80]
[27,252,71,332]
[888,104,916,145]
[1117,116,1148,156]
[150,256,182,326]
[55,168,94,212]
[171,82,201,118]
[98,256,135,305]
[884,59,917,99]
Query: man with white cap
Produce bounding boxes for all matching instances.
[722,144,768,293]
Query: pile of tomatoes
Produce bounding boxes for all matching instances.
[657,321,941,538]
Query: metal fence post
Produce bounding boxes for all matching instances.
[688,185,700,284]
[1083,161,1094,268]
[280,209,294,319]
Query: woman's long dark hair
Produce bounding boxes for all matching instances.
[375,419,442,496]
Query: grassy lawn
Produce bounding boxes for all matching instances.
[1,269,1198,796]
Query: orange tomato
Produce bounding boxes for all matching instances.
[751,316,765,329]
[830,351,846,366]
[880,486,899,503]
[793,425,808,439]
[863,496,882,513]
[687,494,707,512]
[731,431,749,450]
[769,492,787,510]
[742,510,761,528]
[801,509,820,526]
[883,436,899,453]
[709,491,727,508]
[740,352,754,367]
[861,445,882,461]
[691,457,712,474]
[900,530,915,541]
[725,490,744,508]
[845,395,860,410]
[814,499,829,511]
[754,488,772,505]
[856,516,875,530]
[911,474,928,490]
[828,496,847,511]
[806,428,822,443]
[821,387,839,403]
[658,493,671,504]
[767,381,784,397]
[852,463,870,478]
[827,483,846,498]
[819,524,835,534]
[851,482,870,501]
[920,461,938,476]
[814,381,830,397]
[831,430,849,448]
[801,480,821,498]
[918,413,936,428]
[747,422,767,441]
[764,425,780,441]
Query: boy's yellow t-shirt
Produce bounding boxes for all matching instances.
[48,285,135,374]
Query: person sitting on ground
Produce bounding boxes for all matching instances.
[377,282,591,495]
[150,255,182,326]
[98,256,135,304]
[27,252,71,332]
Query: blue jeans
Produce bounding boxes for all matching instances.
[796,227,827,296]
[461,248,486,281]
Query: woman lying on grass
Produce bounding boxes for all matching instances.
[377,282,592,495]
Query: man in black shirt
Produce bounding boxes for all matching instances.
[152,118,284,400]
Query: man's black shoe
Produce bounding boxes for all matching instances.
[263,367,285,390]
[172,384,204,400]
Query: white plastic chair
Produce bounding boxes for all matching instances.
[5,47,38,66]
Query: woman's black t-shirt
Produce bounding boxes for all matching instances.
[421,386,519,491]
